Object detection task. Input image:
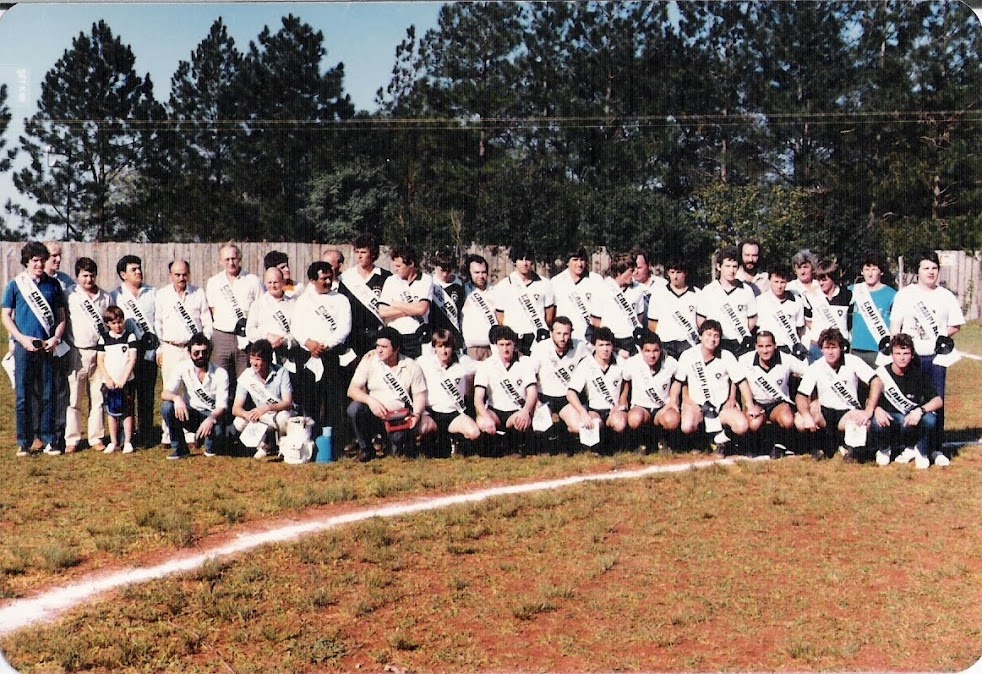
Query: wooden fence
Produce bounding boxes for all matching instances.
[1,241,978,319]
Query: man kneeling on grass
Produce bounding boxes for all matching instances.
[671,320,754,453]
[474,325,538,455]
[161,333,229,459]
[621,329,680,450]
[871,333,945,469]
[562,327,629,452]
[795,328,882,462]
[739,330,806,458]
[232,339,294,459]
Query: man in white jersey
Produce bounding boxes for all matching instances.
[648,256,701,361]
[347,327,428,461]
[460,254,498,362]
[246,266,296,372]
[206,243,262,411]
[755,265,808,360]
[591,252,645,362]
[552,247,602,343]
[623,330,680,447]
[64,257,111,453]
[161,334,229,459]
[531,317,589,424]
[417,329,479,457]
[292,261,353,442]
[494,243,555,356]
[671,320,754,451]
[232,339,295,459]
[564,327,628,452]
[736,239,768,295]
[697,247,757,356]
[796,328,883,462]
[155,259,212,446]
[803,259,852,363]
[740,331,806,458]
[632,248,668,319]
[474,325,539,456]
[379,245,433,359]
[111,254,159,448]
[338,234,392,359]
[787,249,820,299]
[889,250,964,460]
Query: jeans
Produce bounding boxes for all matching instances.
[347,400,412,453]
[13,343,58,448]
[872,410,938,457]
[161,400,225,453]
[919,354,946,454]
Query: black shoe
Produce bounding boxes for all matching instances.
[812,448,826,461]
[842,448,858,463]
[357,448,374,463]
[770,445,783,460]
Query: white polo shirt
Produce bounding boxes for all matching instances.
[494,272,554,337]
[622,353,677,409]
[291,289,352,352]
[246,292,296,347]
[756,292,805,349]
[891,284,965,356]
[738,351,806,405]
[418,352,477,414]
[164,361,229,415]
[592,278,644,340]
[552,269,602,341]
[234,364,292,408]
[379,272,433,335]
[461,283,498,348]
[530,337,590,398]
[798,354,875,411]
[568,357,624,411]
[674,346,745,409]
[67,286,111,349]
[648,285,701,345]
[155,283,212,344]
[350,353,426,410]
[696,280,757,341]
[474,353,537,412]
[206,270,262,333]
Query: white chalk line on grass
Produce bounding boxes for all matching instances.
[0,455,754,640]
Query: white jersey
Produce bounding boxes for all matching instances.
[568,357,624,411]
[755,292,805,349]
[291,289,352,351]
[494,272,555,337]
[474,354,537,412]
[738,351,806,405]
[675,346,745,409]
[798,354,876,411]
[418,352,477,414]
[66,286,111,349]
[648,285,701,344]
[891,284,965,356]
[246,292,296,348]
[164,361,229,415]
[696,280,757,341]
[205,271,262,333]
[111,284,157,360]
[379,272,433,335]
[593,277,644,340]
[551,269,602,341]
[530,337,590,398]
[155,283,212,344]
[622,353,678,410]
[461,283,498,348]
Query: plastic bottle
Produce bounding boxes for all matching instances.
[315,426,334,463]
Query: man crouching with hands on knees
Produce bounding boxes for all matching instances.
[161,333,228,459]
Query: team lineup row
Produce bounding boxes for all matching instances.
[1,237,965,465]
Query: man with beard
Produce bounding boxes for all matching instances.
[160,334,229,459]
[737,240,768,296]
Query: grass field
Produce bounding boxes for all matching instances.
[1,322,980,672]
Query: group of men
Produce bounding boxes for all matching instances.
[1,236,965,467]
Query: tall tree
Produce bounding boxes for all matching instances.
[11,21,156,241]
[0,83,15,237]
[236,14,354,241]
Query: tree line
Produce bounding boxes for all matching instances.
[0,1,979,281]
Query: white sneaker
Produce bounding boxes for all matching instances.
[43,444,62,455]
[713,432,729,445]
[103,443,117,454]
[253,447,268,459]
[934,453,950,467]
[122,442,135,454]
[875,450,891,466]
[914,454,931,470]
[894,447,917,465]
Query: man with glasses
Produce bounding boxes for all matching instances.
[160,334,229,459]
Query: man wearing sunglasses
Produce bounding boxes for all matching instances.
[160,334,229,459]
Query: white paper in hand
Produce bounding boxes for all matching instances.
[1,351,14,388]
[579,421,600,447]
[704,415,723,433]
[532,403,553,432]
[844,421,867,448]
[305,356,324,382]
[339,348,357,368]
[934,349,961,368]
[239,421,268,448]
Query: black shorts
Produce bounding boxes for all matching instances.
[756,400,785,417]
[428,409,460,431]
[590,408,612,424]
[820,406,851,431]
[539,394,568,411]
[491,407,524,429]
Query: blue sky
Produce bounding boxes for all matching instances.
[0,2,443,230]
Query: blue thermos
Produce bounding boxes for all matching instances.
[315,426,334,463]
